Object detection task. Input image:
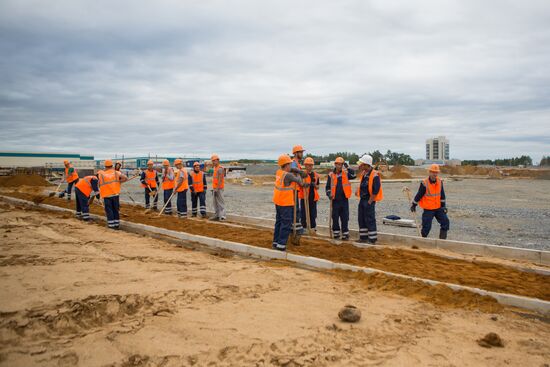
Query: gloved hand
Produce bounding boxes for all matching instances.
[410,203,417,212]
[443,207,448,214]
[344,162,349,168]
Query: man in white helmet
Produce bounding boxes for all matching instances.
[356,154,384,243]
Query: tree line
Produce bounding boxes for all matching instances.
[306,150,415,166]
[462,155,533,167]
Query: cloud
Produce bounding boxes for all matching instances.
[1,0,549,162]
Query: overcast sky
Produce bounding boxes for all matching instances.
[1,0,549,161]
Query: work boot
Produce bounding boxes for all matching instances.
[367,239,377,244]
[357,238,369,244]
[209,216,220,221]
[192,213,197,217]
[220,217,226,221]
[342,235,350,241]
[58,192,65,198]
[439,230,448,240]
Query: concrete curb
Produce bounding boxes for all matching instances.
[2,195,549,315]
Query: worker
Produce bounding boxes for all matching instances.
[59,160,79,200]
[74,175,99,222]
[411,164,450,239]
[290,145,306,235]
[191,162,207,217]
[325,157,356,240]
[98,159,128,229]
[210,154,226,221]
[140,160,159,210]
[161,159,175,215]
[356,154,383,243]
[115,161,122,171]
[174,159,191,218]
[299,157,320,231]
[273,154,303,251]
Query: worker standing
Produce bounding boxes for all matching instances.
[98,160,128,229]
[273,154,303,251]
[411,164,450,239]
[326,157,356,240]
[290,145,306,235]
[161,159,175,215]
[356,154,383,243]
[174,159,191,218]
[300,157,320,231]
[210,154,226,221]
[59,160,79,200]
[140,160,159,210]
[74,175,99,222]
[191,162,207,217]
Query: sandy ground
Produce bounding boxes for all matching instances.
[1,203,550,366]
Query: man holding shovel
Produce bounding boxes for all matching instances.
[325,157,355,240]
[290,145,306,235]
[299,157,319,233]
[98,160,128,229]
[74,175,99,222]
[191,162,207,217]
[140,160,159,210]
[161,159,175,215]
[210,154,226,221]
[58,160,79,200]
[174,159,191,219]
[356,154,383,243]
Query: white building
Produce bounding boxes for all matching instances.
[0,152,95,168]
[426,136,450,161]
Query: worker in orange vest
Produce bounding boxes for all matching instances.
[290,145,306,235]
[191,162,207,217]
[356,154,383,243]
[59,160,79,200]
[98,160,128,229]
[325,157,356,240]
[210,154,226,221]
[174,159,190,218]
[273,154,303,251]
[161,159,175,215]
[140,160,159,210]
[74,175,99,221]
[411,164,450,239]
[299,157,320,231]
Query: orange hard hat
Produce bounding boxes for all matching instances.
[147,160,154,165]
[63,160,69,165]
[304,157,314,165]
[335,157,345,164]
[292,145,305,154]
[193,161,200,167]
[162,159,170,166]
[429,164,440,173]
[278,154,292,167]
[174,159,183,165]
[211,154,220,161]
[104,159,113,167]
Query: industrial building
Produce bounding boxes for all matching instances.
[426,136,450,161]
[95,157,204,169]
[0,152,95,168]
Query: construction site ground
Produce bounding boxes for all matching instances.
[1,200,550,367]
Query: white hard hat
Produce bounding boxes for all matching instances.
[358,154,373,166]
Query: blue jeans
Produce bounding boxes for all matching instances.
[191,191,206,216]
[273,205,293,250]
[358,199,377,241]
[421,208,450,237]
[103,196,120,228]
[75,188,90,221]
[176,190,188,217]
[163,189,173,214]
[331,199,349,238]
[300,199,317,229]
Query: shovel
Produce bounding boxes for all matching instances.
[402,186,421,236]
[49,178,65,197]
[157,190,176,217]
[143,185,159,213]
[303,184,313,235]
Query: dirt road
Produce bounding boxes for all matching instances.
[1,202,549,366]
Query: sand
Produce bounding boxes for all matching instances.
[0,174,51,187]
[1,202,549,366]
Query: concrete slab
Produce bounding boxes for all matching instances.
[287,253,334,269]
[246,245,287,260]
[541,251,550,267]
[333,263,364,272]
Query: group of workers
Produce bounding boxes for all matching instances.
[58,146,449,250]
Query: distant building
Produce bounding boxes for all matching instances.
[426,136,450,161]
[0,152,95,168]
[96,157,205,169]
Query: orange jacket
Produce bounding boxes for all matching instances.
[356,170,384,202]
[299,172,320,201]
[175,168,189,192]
[212,165,225,189]
[419,177,442,210]
[191,171,205,193]
[65,165,79,183]
[75,176,97,198]
[329,170,352,199]
[141,169,157,189]
[162,167,175,190]
[98,169,121,198]
[273,169,295,206]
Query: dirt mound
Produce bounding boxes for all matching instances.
[477,332,504,348]
[440,166,496,176]
[0,174,51,187]
[388,165,412,179]
[501,168,550,179]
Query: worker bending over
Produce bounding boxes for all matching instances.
[140,160,159,210]
[326,157,356,240]
[290,145,306,235]
[299,157,320,231]
[273,154,303,251]
[210,154,226,221]
[174,159,191,218]
[74,175,99,222]
[191,162,207,217]
[98,160,128,229]
[161,160,175,215]
[411,164,450,239]
[59,160,79,200]
[356,154,383,243]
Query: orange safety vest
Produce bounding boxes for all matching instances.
[162,167,175,190]
[212,165,225,189]
[174,168,189,192]
[75,175,96,198]
[191,171,205,193]
[356,170,384,202]
[419,177,442,210]
[65,165,79,183]
[299,172,320,201]
[273,169,295,206]
[141,169,157,189]
[98,169,121,198]
[329,170,352,199]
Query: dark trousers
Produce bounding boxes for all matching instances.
[293,191,303,234]
[191,191,206,216]
[144,187,158,209]
[103,196,120,229]
[64,178,79,199]
[176,190,188,217]
[75,188,90,221]
[273,205,293,250]
[358,199,377,241]
[163,189,173,214]
[300,199,317,229]
[331,199,349,238]
[421,208,450,237]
